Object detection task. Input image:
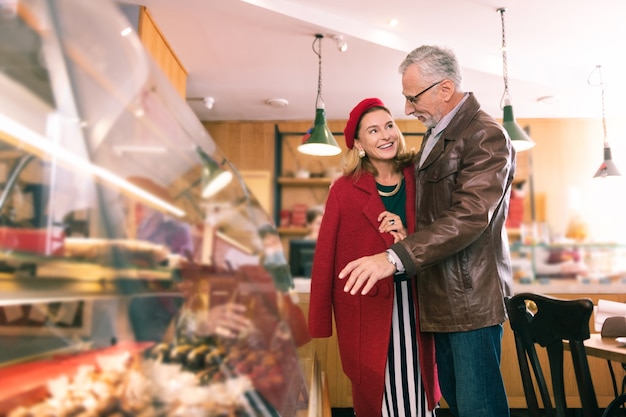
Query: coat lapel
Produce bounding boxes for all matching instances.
[354,174,395,247]
[418,93,481,171]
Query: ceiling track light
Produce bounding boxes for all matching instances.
[185,96,215,110]
[497,7,535,152]
[203,96,215,110]
[589,65,621,179]
[333,34,348,52]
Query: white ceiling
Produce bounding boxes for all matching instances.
[123,0,626,124]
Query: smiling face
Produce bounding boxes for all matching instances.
[353,108,400,162]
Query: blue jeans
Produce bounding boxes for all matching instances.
[434,324,510,417]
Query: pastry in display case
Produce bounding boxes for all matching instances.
[0,1,311,416]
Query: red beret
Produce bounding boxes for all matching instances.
[344,98,386,149]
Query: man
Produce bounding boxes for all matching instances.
[339,45,516,417]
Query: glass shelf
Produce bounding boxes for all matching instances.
[510,241,626,285]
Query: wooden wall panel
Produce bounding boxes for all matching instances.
[203,122,276,171]
[137,7,187,98]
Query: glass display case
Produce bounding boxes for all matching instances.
[510,242,626,285]
[0,1,311,416]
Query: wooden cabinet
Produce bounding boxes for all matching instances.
[273,127,340,237]
[297,292,354,408]
[272,127,342,260]
[277,177,333,238]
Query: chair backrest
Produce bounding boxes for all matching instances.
[505,292,600,417]
[602,393,626,417]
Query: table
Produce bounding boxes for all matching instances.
[565,334,626,398]
[581,334,626,363]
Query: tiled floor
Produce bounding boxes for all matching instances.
[435,409,529,417]
[332,408,531,417]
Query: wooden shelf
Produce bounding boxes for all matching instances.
[507,227,521,240]
[277,177,332,187]
[278,227,308,236]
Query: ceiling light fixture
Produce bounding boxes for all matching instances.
[266,98,289,107]
[203,96,215,110]
[589,65,621,179]
[298,34,341,156]
[333,35,348,53]
[497,7,535,152]
[186,96,216,110]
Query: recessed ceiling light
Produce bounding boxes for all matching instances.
[266,98,289,107]
[388,18,399,27]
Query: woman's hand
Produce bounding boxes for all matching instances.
[378,211,407,243]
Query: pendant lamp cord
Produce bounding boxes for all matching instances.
[313,34,324,109]
[498,7,511,109]
[588,65,609,147]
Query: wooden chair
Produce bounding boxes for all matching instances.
[505,292,600,417]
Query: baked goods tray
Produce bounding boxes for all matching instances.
[0,252,176,303]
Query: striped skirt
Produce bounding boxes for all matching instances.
[382,280,435,417]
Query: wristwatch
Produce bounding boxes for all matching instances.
[385,250,397,271]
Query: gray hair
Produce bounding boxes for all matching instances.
[398,45,463,90]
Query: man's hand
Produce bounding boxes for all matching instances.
[339,252,395,295]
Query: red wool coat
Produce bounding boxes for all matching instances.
[308,165,440,416]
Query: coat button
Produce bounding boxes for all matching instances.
[368,282,391,298]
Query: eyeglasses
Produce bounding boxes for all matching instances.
[404,80,444,105]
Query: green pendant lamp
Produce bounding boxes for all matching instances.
[498,8,535,152]
[589,65,621,178]
[298,34,341,156]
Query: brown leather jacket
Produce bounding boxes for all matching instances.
[391,93,516,332]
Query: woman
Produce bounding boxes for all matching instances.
[308,98,440,416]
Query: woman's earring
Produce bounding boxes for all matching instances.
[358,149,365,158]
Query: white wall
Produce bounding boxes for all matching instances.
[526,117,626,243]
